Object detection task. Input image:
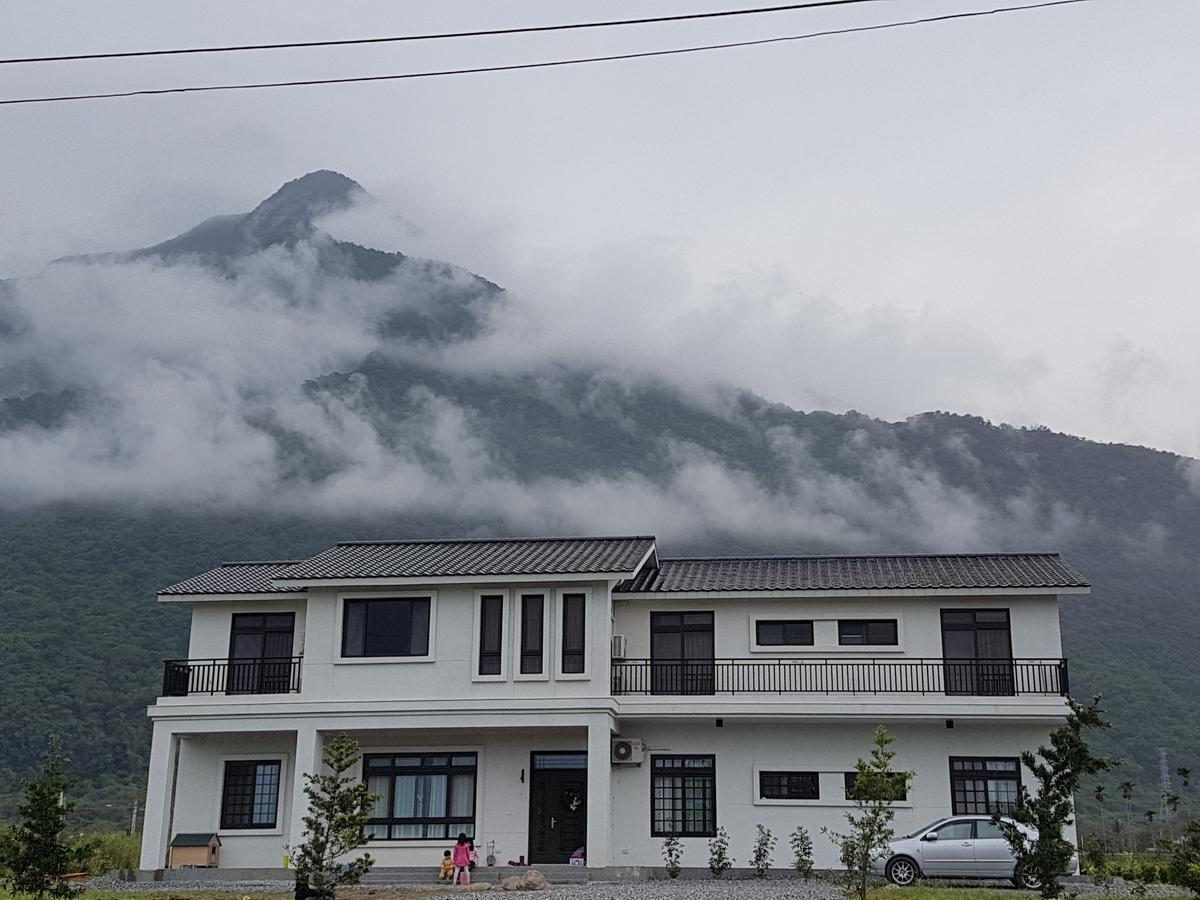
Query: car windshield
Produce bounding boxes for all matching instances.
[900,819,949,840]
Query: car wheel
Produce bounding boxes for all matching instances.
[886,856,920,886]
[1014,865,1042,890]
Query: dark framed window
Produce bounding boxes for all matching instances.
[651,755,716,837]
[220,760,281,829]
[759,771,819,800]
[950,757,1021,814]
[478,594,504,675]
[363,753,477,840]
[755,620,814,646]
[561,593,586,674]
[342,597,431,658]
[838,619,898,646]
[844,771,908,801]
[520,594,545,675]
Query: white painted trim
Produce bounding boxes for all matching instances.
[749,765,913,808]
[554,587,592,681]
[333,591,438,664]
[358,744,485,847]
[213,752,291,837]
[615,587,1088,600]
[472,590,510,682]
[274,571,637,589]
[158,592,303,604]
[512,589,552,682]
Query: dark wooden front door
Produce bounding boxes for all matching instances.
[528,752,587,864]
[228,612,295,694]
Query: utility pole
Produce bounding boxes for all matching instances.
[130,800,141,837]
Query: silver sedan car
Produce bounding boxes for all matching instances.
[873,815,1075,888]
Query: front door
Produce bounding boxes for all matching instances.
[919,819,978,877]
[941,609,1014,696]
[228,612,295,694]
[650,612,715,695]
[528,752,588,864]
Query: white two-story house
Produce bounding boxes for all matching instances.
[139,535,1088,874]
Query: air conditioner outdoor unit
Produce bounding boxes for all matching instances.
[611,634,628,660]
[611,737,645,766]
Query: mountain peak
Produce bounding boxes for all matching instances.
[241,170,367,246]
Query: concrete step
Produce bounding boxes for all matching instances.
[361,864,588,885]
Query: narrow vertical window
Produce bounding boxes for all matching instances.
[478,594,504,676]
[520,594,545,675]
[561,593,586,674]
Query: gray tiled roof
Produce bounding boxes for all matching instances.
[615,553,1088,593]
[276,536,657,581]
[159,561,305,596]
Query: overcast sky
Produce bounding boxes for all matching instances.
[3,0,1198,457]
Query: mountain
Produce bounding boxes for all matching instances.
[0,172,1197,829]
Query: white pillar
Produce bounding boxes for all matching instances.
[287,725,323,853]
[586,717,613,868]
[139,722,179,870]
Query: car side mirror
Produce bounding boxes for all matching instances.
[922,833,938,842]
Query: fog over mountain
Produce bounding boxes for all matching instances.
[0,172,1197,825]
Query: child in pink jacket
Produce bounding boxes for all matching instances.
[452,833,472,885]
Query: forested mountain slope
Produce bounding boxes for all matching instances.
[0,173,1196,826]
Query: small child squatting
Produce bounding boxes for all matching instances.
[439,850,454,881]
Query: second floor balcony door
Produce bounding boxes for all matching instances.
[941,610,1014,696]
[650,612,714,695]
[228,613,295,694]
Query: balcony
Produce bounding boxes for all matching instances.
[610,657,1068,697]
[161,657,303,697]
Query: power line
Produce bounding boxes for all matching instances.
[1,1,898,66]
[0,0,1094,108]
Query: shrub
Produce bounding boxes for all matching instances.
[1166,821,1200,898]
[750,825,775,878]
[0,740,81,899]
[70,832,140,874]
[661,834,682,879]
[707,827,733,879]
[789,826,814,878]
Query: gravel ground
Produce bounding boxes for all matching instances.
[83,875,1189,898]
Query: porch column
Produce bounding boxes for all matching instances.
[139,722,179,870]
[287,725,323,853]
[586,716,613,868]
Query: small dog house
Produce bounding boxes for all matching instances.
[168,833,221,868]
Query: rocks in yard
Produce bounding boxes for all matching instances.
[500,869,548,891]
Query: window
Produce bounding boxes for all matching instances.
[931,820,975,841]
[838,619,898,646]
[363,753,477,840]
[975,820,1006,840]
[520,594,545,675]
[651,755,716,837]
[755,620,814,647]
[342,597,431,658]
[844,771,908,801]
[220,760,281,829]
[478,594,504,676]
[950,757,1021,814]
[759,771,819,800]
[561,593,586,674]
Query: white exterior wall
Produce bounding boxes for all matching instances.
[613,593,1063,660]
[187,599,307,659]
[608,718,1071,870]
[170,731,298,869]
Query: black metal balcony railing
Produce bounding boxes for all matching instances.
[162,657,303,696]
[611,657,1068,697]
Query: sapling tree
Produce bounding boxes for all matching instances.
[0,739,81,899]
[789,826,815,878]
[822,726,913,900]
[707,827,733,879]
[994,696,1116,899]
[750,825,776,878]
[661,834,682,879]
[291,733,377,900]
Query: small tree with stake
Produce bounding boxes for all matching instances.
[291,733,377,900]
[994,696,1116,899]
[0,739,81,900]
[822,726,913,900]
